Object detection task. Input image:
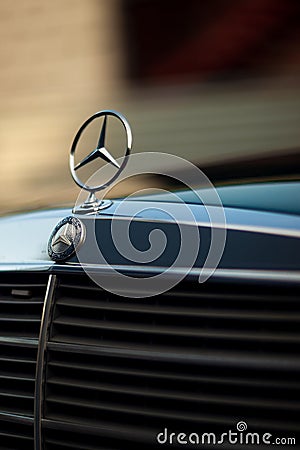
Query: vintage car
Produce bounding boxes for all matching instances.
[0,111,299,449]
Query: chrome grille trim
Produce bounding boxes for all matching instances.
[34,274,57,450]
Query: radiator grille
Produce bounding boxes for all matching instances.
[0,273,47,448]
[44,274,300,448]
[0,419,34,450]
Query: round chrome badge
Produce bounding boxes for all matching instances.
[48,216,85,262]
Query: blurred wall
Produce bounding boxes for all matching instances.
[0,0,299,213]
[0,0,125,212]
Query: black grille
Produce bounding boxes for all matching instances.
[0,418,34,450]
[43,274,300,448]
[0,273,47,449]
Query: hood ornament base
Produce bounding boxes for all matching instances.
[73,192,112,215]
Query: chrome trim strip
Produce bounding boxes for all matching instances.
[0,262,299,283]
[0,336,38,346]
[52,264,300,284]
[207,268,300,283]
[0,264,54,271]
[215,222,300,238]
[34,274,57,450]
[0,411,34,425]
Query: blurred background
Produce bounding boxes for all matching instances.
[0,0,300,214]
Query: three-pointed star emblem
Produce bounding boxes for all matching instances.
[48,216,85,261]
[74,115,120,171]
[52,223,73,248]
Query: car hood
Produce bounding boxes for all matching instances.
[0,179,299,275]
[129,181,300,216]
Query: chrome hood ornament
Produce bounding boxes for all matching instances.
[70,110,132,213]
[48,109,132,262]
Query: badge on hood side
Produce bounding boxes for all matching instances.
[48,216,85,262]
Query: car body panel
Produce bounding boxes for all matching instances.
[0,181,299,280]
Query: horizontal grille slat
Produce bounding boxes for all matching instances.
[56,295,300,322]
[0,374,34,383]
[44,273,300,448]
[45,395,300,434]
[44,439,115,450]
[53,316,300,344]
[0,420,34,450]
[0,316,41,322]
[43,419,156,449]
[0,354,37,365]
[47,377,300,411]
[0,300,44,305]
[48,358,300,390]
[0,391,34,400]
[48,340,300,371]
[57,280,299,303]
